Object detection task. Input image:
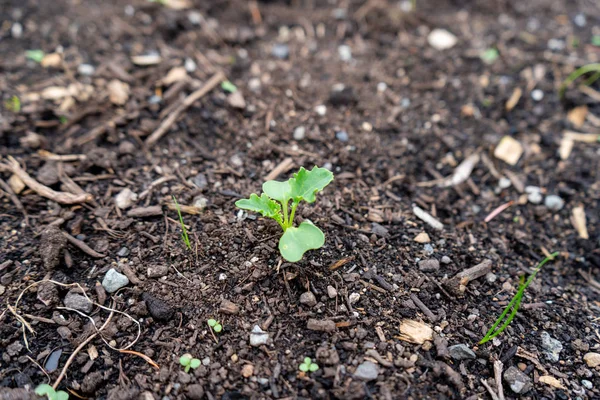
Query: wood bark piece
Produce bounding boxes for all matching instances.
[444,259,492,296]
[1,156,92,204]
[127,206,163,218]
[62,232,105,258]
[145,71,225,146]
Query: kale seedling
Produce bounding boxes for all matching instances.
[179,353,201,373]
[235,166,334,262]
[299,357,319,373]
[35,384,69,400]
[207,318,223,333]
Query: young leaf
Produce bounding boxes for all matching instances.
[213,324,223,333]
[179,354,192,366]
[189,358,201,369]
[35,384,56,398]
[207,319,217,327]
[304,357,312,364]
[56,391,69,400]
[279,221,325,262]
[309,363,319,372]
[299,363,309,372]
[262,180,292,203]
[235,194,283,223]
[289,166,334,203]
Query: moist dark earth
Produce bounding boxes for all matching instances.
[1,0,600,399]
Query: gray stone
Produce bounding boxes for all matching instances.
[441,256,452,264]
[250,325,269,347]
[293,126,306,141]
[327,285,337,298]
[117,247,130,257]
[192,173,207,189]
[336,130,349,142]
[78,63,95,76]
[503,366,532,394]
[338,45,352,61]
[102,268,129,293]
[544,195,565,211]
[147,265,169,278]
[540,331,563,362]
[307,319,336,333]
[581,379,593,389]
[64,292,93,313]
[448,344,476,360]
[349,292,360,304]
[486,272,497,283]
[271,44,289,59]
[528,191,542,204]
[354,361,379,381]
[418,259,440,272]
[300,291,317,307]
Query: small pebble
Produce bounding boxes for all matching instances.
[441,256,452,264]
[486,272,497,283]
[498,177,511,189]
[540,331,563,363]
[327,285,337,298]
[338,45,352,62]
[78,63,95,76]
[349,292,360,304]
[531,89,544,101]
[300,291,317,307]
[377,82,387,92]
[336,130,349,142]
[427,28,458,50]
[581,380,593,389]
[102,269,129,293]
[271,43,289,59]
[187,11,202,25]
[184,58,196,72]
[547,38,565,51]
[424,244,434,255]
[354,361,379,381]
[11,22,23,38]
[64,292,93,313]
[544,195,564,211]
[293,126,306,141]
[315,105,327,116]
[249,325,269,347]
[117,247,130,257]
[448,344,476,360]
[574,13,586,27]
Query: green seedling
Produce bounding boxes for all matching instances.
[559,63,600,98]
[172,195,192,250]
[221,80,237,93]
[26,50,45,63]
[35,384,69,400]
[235,166,334,262]
[479,251,559,344]
[299,357,319,373]
[480,48,499,64]
[4,95,20,113]
[592,35,600,47]
[207,318,222,333]
[179,353,201,373]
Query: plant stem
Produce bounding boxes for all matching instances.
[281,198,289,230]
[288,201,299,227]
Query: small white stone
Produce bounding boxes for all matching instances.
[11,22,23,38]
[349,292,360,304]
[218,273,227,281]
[115,188,137,209]
[249,325,269,347]
[338,45,352,62]
[184,58,196,72]
[498,177,511,189]
[427,29,458,50]
[78,64,95,76]
[315,105,327,116]
[293,126,306,141]
[531,89,544,101]
[377,82,387,92]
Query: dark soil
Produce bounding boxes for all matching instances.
[1,0,599,399]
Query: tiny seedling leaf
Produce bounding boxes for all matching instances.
[56,391,69,400]
[26,50,45,63]
[189,358,201,369]
[35,384,56,398]
[304,357,312,364]
[309,363,319,372]
[289,166,334,203]
[221,80,237,93]
[262,180,292,203]
[213,324,223,333]
[235,193,282,223]
[480,48,499,64]
[299,363,309,372]
[179,354,192,366]
[279,221,325,262]
[207,319,217,327]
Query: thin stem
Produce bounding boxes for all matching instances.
[288,200,299,227]
[281,199,289,230]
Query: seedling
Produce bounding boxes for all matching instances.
[26,50,45,63]
[592,35,600,47]
[172,195,191,250]
[235,166,334,262]
[221,80,237,93]
[559,63,600,98]
[479,251,559,344]
[207,318,222,333]
[35,384,69,400]
[179,353,201,373]
[299,357,319,373]
[480,48,499,64]
[4,95,20,113]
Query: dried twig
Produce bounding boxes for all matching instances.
[0,178,28,224]
[1,156,92,204]
[494,360,505,400]
[484,201,514,223]
[146,71,225,146]
[264,158,294,181]
[62,231,106,258]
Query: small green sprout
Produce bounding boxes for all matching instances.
[480,48,499,64]
[299,357,319,373]
[207,318,222,333]
[559,63,600,98]
[592,35,600,47]
[479,251,559,344]
[4,95,21,113]
[235,166,334,262]
[26,50,45,63]
[172,195,192,250]
[35,384,69,400]
[221,80,237,93]
[179,353,201,373]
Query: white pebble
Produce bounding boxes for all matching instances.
[427,29,458,50]
[531,89,544,101]
[293,126,306,141]
[11,22,23,38]
[315,105,327,116]
[338,45,352,62]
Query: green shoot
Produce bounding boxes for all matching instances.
[221,80,237,93]
[35,384,69,400]
[479,251,560,344]
[4,95,21,113]
[172,195,191,250]
[207,318,223,333]
[26,50,45,63]
[299,357,319,373]
[559,63,600,98]
[592,35,600,47]
[480,48,499,64]
[179,353,201,373]
[235,166,334,262]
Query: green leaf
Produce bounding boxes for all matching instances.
[190,358,201,369]
[299,363,309,372]
[221,80,237,93]
[289,166,334,203]
[279,221,325,262]
[592,35,600,47]
[179,354,192,366]
[235,193,282,222]
[56,391,70,400]
[35,384,55,398]
[26,50,45,63]
[213,324,223,333]
[207,319,217,327]
[262,180,292,203]
[480,48,499,64]
[304,357,312,364]
[309,363,319,372]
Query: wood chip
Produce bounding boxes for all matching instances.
[571,206,589,239]
[440,153,479,187]
[505,87,522,111]
[414,232,430,243]
[538,375,565,390]
[444,259,492,296]
[413,206,443,230]
[41,53,62,68]
[563,130,600,143]
[567,105,588,128]
[107,79,130,105]
[558,137,574,160]
[161,66,188,86]
[494,136,523,166]
[131,54,162,66]
[8,174,25,194]
[398,319,433,344]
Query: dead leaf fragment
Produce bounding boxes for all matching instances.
[41,86,69,100]
[571,206,589,239]
[41,53,62,68]
[505,87,522,111]
[161,66,188,86]
[558,137,574,160]
[398,319,433,344]
[567,105,588,128]
[107,80,130,105]
[163,0,191,9]
[494,136,523,166]
[539,375,565,390]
